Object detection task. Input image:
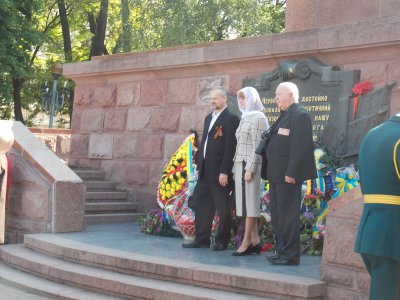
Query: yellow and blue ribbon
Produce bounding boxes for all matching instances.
[332,172,358,199]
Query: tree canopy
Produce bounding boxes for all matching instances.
[0,0,285,126]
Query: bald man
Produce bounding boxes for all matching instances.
[182,87,240,251]
[264,82,316,265]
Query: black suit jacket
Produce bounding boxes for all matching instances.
[266,103,317,184]
[196,108,240,182]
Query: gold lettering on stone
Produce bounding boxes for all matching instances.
[304,104,331,112]
[312,124,326,131]
[301,95,328,102]
[314,114,330,122]
[265,107,280,113]
[267,116,279,123]
[262,98,275,105]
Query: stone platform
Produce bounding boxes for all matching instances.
[0,222,325,299]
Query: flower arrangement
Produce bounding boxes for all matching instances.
[157,134,197,209]
[141,139,359,256]
[352,80,373,119]
[155,133,198,238]
[139,209,163,235]
[139,209,182,237]
[300,207,324,255]
[158,152,188,206]
[172,191,196,239]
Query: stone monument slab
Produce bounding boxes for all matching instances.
[241,58,360,158]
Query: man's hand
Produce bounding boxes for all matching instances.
[219,173,228,187]
[285,176,296,184]
[244,171,253,182]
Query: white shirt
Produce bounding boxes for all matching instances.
[203,107,226,158]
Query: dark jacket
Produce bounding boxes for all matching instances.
[196,108,240,182]
[266,103,317,184]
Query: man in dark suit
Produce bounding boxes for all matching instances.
[354,113,400,300]
[265,82,316,265]
[182,87,240,250]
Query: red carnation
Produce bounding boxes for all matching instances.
[262,242,272,252]
[352,81,373,119]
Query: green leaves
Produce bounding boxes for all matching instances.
[1,0,285,124]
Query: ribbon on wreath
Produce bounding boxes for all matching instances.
[332,172,358,199]
[306,149,326,198]
[186,138,196,196]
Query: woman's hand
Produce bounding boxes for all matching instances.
[244,171,253,182]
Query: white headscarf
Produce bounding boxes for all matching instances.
[237,87,265,118]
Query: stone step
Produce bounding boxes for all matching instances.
[21,234,326,299]
[0,261,123,300]
[84,180,118,190]
[85,212,144,224]
[85,202,138,213]
[85,198,129,204]
[74,169,106,180]
[86,191,128,200]
[85,188,127,193]
[0,244,270,300]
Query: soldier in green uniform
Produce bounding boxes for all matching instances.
[354,113,400,300]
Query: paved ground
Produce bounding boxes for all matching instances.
[59,222,322,280]
[1,222,322,298]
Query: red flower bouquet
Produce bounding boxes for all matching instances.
[352,80,373,119]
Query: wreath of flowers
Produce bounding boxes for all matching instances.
[157,134,197,210]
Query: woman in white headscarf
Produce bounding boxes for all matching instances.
[232,87,269,256]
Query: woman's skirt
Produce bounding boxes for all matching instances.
[233,161,261,217]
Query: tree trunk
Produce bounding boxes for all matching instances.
[57,0,73,127]
[121,0,132,52]
[12,78,25,124]
[57,0,72,62]
[89,0,109,58]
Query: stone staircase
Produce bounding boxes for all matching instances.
[0,234,326,299]
[73,169,143,225]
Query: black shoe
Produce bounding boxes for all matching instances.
[268,257,299,266]
[232,244,254,256]
[182,241,210,248]
[251,243,262,254]
[265,252,279,259]
[211,243,227,251]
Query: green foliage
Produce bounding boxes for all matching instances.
[119,0,285,51]
[0,0,45,106]
[1,0,285,124]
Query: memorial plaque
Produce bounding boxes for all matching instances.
[346,82,393,157]
[239,58,360,158]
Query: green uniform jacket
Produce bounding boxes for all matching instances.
[354,115,400,261]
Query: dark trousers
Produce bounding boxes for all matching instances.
[362,254,400,300]
[269,182,302,263]
[193,179,232,246]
